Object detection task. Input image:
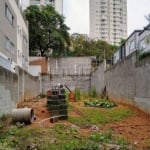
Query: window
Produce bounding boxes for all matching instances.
[45,0,54,4]
[5,4,14,25]
[31,0,40,5]
[5,36,10,50]
[129,39,136,52]
[23,36,28,48]
[5,36,15,54]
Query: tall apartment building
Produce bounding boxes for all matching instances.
[0,0,29,72]
[89,0,127,45]
[30,0,63,15]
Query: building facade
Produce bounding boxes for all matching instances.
[89,0,127,45]
[0,0,29,72]
[30,0,63,14]
[139,24,150,52]
[113,24,150,64]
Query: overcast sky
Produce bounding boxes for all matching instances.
[63,0,150,36]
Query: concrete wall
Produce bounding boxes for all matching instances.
[0,66,18,115]
[0,66,40,115]
[105,53,136,102]
[41,74,91,94]
[91,53,150,113]
[91,62,105,95]
[16,66,40,101]
[41,57,92,93]
[49,57,92,75]
[134,57,150,112]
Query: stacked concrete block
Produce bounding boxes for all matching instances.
[47,86,68,122]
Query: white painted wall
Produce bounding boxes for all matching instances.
[9,0,29,72]
[29,65,41,76]
[0,53,11,71]
[125,31,140,56]
[113,50,120,64]
[139,26,150,52]
[55,0,63,15]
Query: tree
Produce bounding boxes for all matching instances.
[24,5,70,56]
[70,33,118,60]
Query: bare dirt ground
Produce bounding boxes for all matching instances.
[17,98,150,149]
[106,104,150,149]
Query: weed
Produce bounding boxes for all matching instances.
[144,139,150,148]
[0,124,4,130]
[90,130,112,143]
[65,92,70,101]
[90,86,98,98]
[117,137,128,146]
[81,92,90,99]
[75,88,81,101]
[0,114,8,121]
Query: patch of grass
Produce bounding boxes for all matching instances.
[116,136,129,149]
[81,92,90,99]
[0,117,133,149]
[0,95,133,149]
[117,137,128,146]
[46,124,99,150]
[90,130,112,143]
[145,139,150,148]
[68,103,133,127]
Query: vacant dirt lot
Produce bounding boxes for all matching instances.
[17,97,150,149]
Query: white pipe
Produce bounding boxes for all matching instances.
[23,69,24,99]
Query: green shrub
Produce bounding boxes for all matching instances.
[139,51,150,60]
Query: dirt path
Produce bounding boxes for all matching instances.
[17,98,150,149]
[105,105,150,149]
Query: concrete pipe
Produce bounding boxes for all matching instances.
[12,108,34,124]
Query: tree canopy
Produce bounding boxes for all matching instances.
[24,5,70,56]
[69,33,118,61]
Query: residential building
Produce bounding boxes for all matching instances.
[30,0,63,14]
[113,24,150,64]
[113,42,126,64]
[139,24,150,52]
[89,0,127,45]
[125,30,141,56]
[15,0,29,72]
[0,0,29,72]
